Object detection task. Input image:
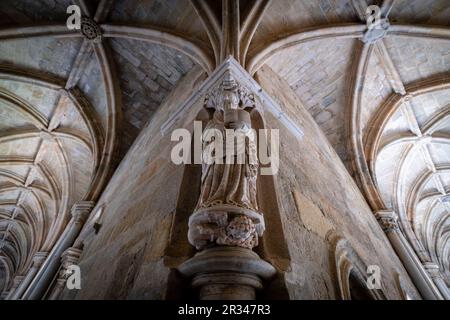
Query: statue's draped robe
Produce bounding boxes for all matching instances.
[195,112,259,213]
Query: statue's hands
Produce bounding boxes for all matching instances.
[225,121,251,133]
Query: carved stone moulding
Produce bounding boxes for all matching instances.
[178,246,276,300]
[188,204,265,250]
[204,70,256,113]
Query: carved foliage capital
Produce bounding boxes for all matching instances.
[32,251,48,268]
[423,262,441,278]
[71,201,96,224]
[59,247,82,280]
[375,210,399,233]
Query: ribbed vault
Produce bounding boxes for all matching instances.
[0,0,449,297]
[0,68,100,293]
[261,0,450,287]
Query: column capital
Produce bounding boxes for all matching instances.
[71,201,96,224]
[61,247,82,267]
[423,262,441,279]
[374,210,399,233]
[59,247,82,281]
[32,251,48,267]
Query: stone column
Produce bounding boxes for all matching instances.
[423,262,450,300]
[375,210,444,300]
[178,71,276,300]
[47,247,83,300]
[10,252,48,300]
[21,201,95,300]
[4,275,24,300]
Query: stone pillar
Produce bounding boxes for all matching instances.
[178,70,276,300]
[375,210,444,300]
[4,275,24,299]
[423,262,450,300]
[9,252,48,300]
[47,247,83,300]
[21,201,94,300]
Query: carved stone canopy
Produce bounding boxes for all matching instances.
[204,70,256,113]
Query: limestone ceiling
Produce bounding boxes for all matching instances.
[263,0,450,282]
[0,0,449,292]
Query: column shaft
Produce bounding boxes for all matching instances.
[21,201,94,300]
[375,211,443,300]
[387,230,442,299]
[4,276,24,300]
[9,252,48,300]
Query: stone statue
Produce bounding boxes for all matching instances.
[188,72,265,250]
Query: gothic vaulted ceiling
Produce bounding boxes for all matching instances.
[0,0,449,291]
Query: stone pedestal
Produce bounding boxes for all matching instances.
[178,246,276,300]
